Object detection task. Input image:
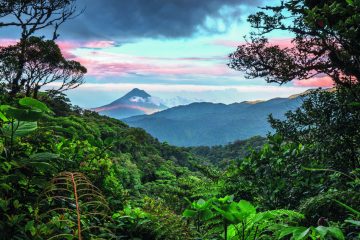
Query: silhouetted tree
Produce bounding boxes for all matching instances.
[0,37,86,98]
[229,0,360,88]
[0,0,79,40]
[0,0,81,96]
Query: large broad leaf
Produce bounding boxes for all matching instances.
[315,226,329,238]
[12,121,38,137]
[213,205,237,223]
[1,105,42,121]
[18,153,61,173]
[19,97,51,113]
[327,227,345,240]
[277,226,308,239]
[182,209,196,218]
[238,200,256,216]
[199,209,214,221]
[295,227,311,240]
[194,199,212,210]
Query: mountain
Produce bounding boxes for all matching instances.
[123,94,304,146]
[93,88,167,119]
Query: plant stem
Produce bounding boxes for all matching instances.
[70,172,82,240]
[253,226,258,240]
[224,220,228,240]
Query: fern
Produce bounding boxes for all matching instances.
[38,172,114,239]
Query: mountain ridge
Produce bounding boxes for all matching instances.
[123,94,305,146]
[93,88,167,119]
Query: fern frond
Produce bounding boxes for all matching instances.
[38,172,114,239]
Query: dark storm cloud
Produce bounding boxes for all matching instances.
[61,0,262,40]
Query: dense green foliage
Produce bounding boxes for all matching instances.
[188,136,266,169]
[0,87,358,239]
[0,0,360,239]
[0,94,210,239]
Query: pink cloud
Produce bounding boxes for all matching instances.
[0,38,79,59]
[0,37,232,78]
[269,38,293,49]
[74,56,232,77]
[57,40,115,58]
[56,41,81,58]
[0,39,18,46]
[294,76,334,87]
[0,38,115,59]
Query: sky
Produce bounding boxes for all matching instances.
[0,0,333,108]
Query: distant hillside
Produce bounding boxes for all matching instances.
[188,136,266,168]
[123,94,304,146]
[93,88,167,119]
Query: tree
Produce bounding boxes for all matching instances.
[228,0,360,88]
[269,88,360,173]
[0,0,79,40]
[0,0,81,96]
[0,37,86,98]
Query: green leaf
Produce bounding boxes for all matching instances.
[335,200,360,216]
[29,152,61,162]
[277,226,306,239]
[3,121,38,138]
[238,200,256,215]
[315,226,328,238]
[19,97,51,113]
[13,200,21,209]
[197,199,206,206]
[25,220,36,236]
[13,121,38,138]
[182,209,196,218]
[0,111,8,122]
[0,183,11,191]
[217,195,234,204]
[200,209,214,221]
[327,227,345,240]
[27,162,57,172]
[294,227,310,240]
[1,106,42,121]
[195,198,212,209]
[345,219,360,226]
[222,211,236,223]
[346,0,354,6]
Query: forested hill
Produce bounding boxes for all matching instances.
[188,136,266,168]
[124,94,303,146]
[0,92,216,239]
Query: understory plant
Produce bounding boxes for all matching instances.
[183,195,304,239]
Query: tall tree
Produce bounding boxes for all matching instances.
[228,0,360,88]
[0,37,86,98]
[0,0,81,96]
[0,0,79,40]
